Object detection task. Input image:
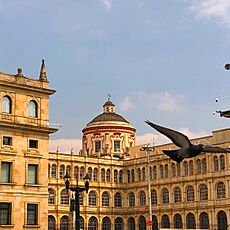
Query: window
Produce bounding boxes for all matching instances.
[183,161,188,176]
[128,192,135,207]
[150,167,153,180]
[48,215,56,230]
[199,212,209,229]
[128,217,135,230]
[1,162,11,183]
[115,217,123,230]
[88,167,92,180]
[59,165,65,179]
[162,188,169,204]
[199,184,208,200]
[213,156,219,171]
[174,214,183,229]
[220,155,225,170]
[160,165,164,178]
[202,158,207,173]
[101,168,105,182]
[102,192,110,207]
[89,191,97,206]
[186,213,196,229]
[28,100,38,118]
[28,164,38,184]
[153,165,157,179]
[60,189,69,205]
[114,170,118,183]
[161,215,170,228]
[66,165,71,175]
[74,166,78,180]
[102,217,111,230]
[29,140,38,149]
[60,215,69,230]
[88,216,98,230]
[51,164,57,178]
[93,168,98,181]
[2,96,12,114]
[164,164,168,178]
[95,141,101,153]
[186,186,195,202]
[174,187,182,203]
[177,163,181,176]
[119,170,123,183]
[48,188,55,205]
[138,168,141,182]
[0,203,11,225]
[217,182,226,199]
[196,159,201,174]
[131,169,135,182]
[3,136,12,146]
[142,168,145,181]
[127,170,131,183]
[139,191,146,206]
[151,189,157,205]
[114,140,121,152]
[172,163,176,177]
[138,216,146,230]
[189,160,194,175]
[27,204,38,225]
[106,169,111,182]
[79,194,83,205]
[114,192,122,207]
[80,166,84,180]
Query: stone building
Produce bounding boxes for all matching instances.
[1,63,230,230]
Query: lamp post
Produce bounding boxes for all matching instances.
[64,172,90,230]
[140,144,155,230]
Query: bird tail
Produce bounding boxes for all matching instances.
[163,150,183,163]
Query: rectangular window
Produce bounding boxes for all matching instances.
[95,141,101,152]
[0,203,11,225]
[27,204,38,225]
[29,140,38,149]
[114,140,120,152]
[1,162,11,183]
[28,165,38,184]
[3,136,12,146]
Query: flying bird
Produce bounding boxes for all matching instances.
[145,120,230,163]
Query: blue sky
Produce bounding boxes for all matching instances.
[1,0,230,152]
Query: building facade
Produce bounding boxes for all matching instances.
[0,64,230,230]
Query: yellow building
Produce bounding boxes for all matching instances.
[0,61,57,229]
[1,63,230,230]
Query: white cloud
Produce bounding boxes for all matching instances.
[49,138,82,154]
[137,91,184,112]
[189,0,230,26]
[100,0,112,9]
[119,97,136,112]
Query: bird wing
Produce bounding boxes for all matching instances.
[202,145,230,153]
[145,120,191,148]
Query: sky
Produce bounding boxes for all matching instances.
[1,0,230,153]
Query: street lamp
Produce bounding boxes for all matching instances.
[64,172,90,230]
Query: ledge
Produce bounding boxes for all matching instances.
[23,224,40,228]
[24,184,42,188]
[0,182,16,187]
[0,224,14,228]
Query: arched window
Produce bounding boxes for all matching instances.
[48,164,51,178]
[114,169,118,183]
[131,169,135,182]
[186,213,196,229]
[160,165,164,178]
[74,166,78,180]
[196,159,201,174]
[115,192,122,207]
[80,166,85,180]
[48,188,55,205]
[186,186,195,202]
[102,217,111,230]
[164,164,168,178]
[162,188,169,204]
[51,164,57,178]
[119,170,123,183]
[139,191,146,206]
[2,96,12,114]
[172,163,176,177]
[128,217,135,230]
[106,169,111,182]
[79,216,84,230]
[174,214,183,229]
[138,168,141,182]
[48,215,56,230]
[60,215,69,230]
[199,184,208,200]
[115,217,123,230]
[153,165,157,179]
[126,170,130,183]
[128,192,135,207]
[93,168,98,181]
[101,168,105,182]
[88,216,98,230]
[199,212,209,229]
[138,216,146,230]
[89,191,97,206]
[151,189,157,205]
[217,210,228,230]
[217,181,226,199]
[220,155,225,170]
[189,160,194,175]
[149,166,153,180]
[213,156,219,171]
[202,158,207,173]
[59,165,65,179]
[161,214,170,228]
[183,161,188,176]
[174,187,182,203]
[102,192,110,207]
[66,165,71,175]
[88,167,92,180]
[60,189,69,205]
[176,163,181,176]
[152,215,158,230]
[142,168,145,181]
[28,100,38,118]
